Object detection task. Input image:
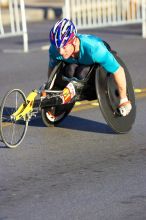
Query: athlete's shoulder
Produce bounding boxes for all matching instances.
[49,44,62,58]
[77,33,103,44]
[49,44,57,53]
[77,33,105,53]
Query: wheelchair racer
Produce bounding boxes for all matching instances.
[46,18,132,117]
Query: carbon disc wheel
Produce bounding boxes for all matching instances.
[0,89,28,148]
[95,55,136,134]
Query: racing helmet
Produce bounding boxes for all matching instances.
[49,18,77,48]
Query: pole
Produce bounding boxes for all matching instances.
[20,0,28,52]
[142,0,146,38]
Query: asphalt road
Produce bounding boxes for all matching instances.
[0,21,146,220]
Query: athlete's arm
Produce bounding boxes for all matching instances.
[93,41,120,73]
[92,41,132,115]
[113,66,127,99]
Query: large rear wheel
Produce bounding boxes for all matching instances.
[95,55,136,134]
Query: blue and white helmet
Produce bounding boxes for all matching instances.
[49,18,77,48]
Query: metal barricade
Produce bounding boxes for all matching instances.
[63,0,146,38]
[0,0,28,52]
[142,0,146,37]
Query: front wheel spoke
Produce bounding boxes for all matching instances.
[4,108,12,117]
[2,116,11,122]
[15,91,18,109]
[10,123,16,144]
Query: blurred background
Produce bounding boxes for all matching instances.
[0,0,145,52]
[0,0,64,24]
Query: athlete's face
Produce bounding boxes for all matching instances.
[58,42,75,59]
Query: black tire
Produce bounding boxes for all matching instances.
[95,54,136,134]
[0,89,28,148]
[41,102,75,127]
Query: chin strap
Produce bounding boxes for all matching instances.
[67,37,78,58]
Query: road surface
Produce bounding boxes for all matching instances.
[0,21,146,220]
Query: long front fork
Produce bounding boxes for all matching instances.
[11,90,38,121]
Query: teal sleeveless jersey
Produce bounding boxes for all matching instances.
[49,34,120,73]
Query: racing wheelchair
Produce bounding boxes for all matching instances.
[0,53,136,148]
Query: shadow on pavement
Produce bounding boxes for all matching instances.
[29,114,114,134]
[60,115,114,134]
[0,114,114,148]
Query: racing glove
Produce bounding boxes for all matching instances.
[118,97,132,116]
[41,80,84,106]
[61,82,76,104]
[61,80,84,104]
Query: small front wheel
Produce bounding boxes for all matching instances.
[0,89,28,148]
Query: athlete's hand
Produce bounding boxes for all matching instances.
[118,100,132,116]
